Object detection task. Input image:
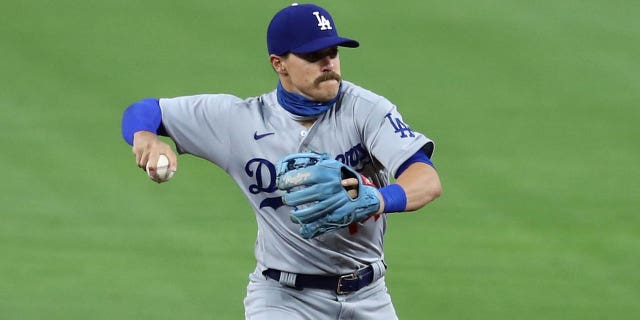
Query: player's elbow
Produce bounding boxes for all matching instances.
[425,179,442,203]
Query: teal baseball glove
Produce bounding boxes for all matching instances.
[275,153,381,239]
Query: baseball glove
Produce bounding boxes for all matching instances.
[275,153,381,239]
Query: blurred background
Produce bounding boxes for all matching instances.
[1,0,638,319]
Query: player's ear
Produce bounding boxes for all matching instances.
[270,54,288,75]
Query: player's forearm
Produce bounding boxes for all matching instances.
[396,162,441,211]
[379,162,441,213]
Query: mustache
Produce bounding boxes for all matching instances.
[314,72,342,86]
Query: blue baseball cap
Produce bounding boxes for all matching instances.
[267,3,359,55]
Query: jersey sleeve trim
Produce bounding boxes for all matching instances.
[394,144,435,178]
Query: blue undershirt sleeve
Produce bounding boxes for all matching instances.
[121,98,162,145]
[394,147,434,179]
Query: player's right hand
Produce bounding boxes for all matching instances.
[132,131,178,172]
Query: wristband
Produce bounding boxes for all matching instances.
[379,183,407,213]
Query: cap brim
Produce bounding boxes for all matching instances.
[291,36,359,54]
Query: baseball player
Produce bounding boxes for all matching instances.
[121,3,441,319]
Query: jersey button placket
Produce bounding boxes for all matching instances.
[298,130,311,152]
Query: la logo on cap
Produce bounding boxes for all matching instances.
[267,3,359,55]
[313,11,332,30]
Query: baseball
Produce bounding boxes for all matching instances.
[146,154,174,183]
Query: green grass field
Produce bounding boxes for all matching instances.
[2,0,639,319]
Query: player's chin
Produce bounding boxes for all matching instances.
[315,81,340,100]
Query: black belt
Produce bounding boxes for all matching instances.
[263,265,375,294]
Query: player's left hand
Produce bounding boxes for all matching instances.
[275,153,381,239]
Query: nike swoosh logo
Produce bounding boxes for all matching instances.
[254,131,275,140]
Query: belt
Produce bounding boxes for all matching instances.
[263,265,376,294]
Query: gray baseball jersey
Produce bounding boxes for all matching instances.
[158,80,433,276]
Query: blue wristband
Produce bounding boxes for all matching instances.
[379,183,407,213]
[121,98,162,145]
